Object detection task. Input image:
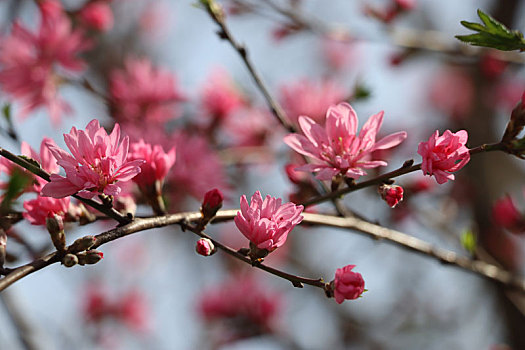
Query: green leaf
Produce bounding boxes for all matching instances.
[460,229,477,255]
[2,104,11,122]
[0,168,32,211]
[455,9,525,51]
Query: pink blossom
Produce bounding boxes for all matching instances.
[195,238,215,256]
[333,265,365,304]
[280,79,346,124]
[128,139,176,186]
[492,195,524,233]
[234,191,303,252]
[169,133,228,200]
[198,276,281,333]
[428,68,474,120]
[321,38,358,71]
[284,103,407,181]
[201,68,245,120]
[395,0,416,11]
[223,107,277,147]
[417,130,470,184]
[115,290,149,332]
[23,196,70,226]
[41,119,144,199]
[0,1,89,123]
[79,1,114,32]
[110,58,185,123]
[0,138,58,193]
[378,184,404,208]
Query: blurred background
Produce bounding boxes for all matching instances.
[0,0,525,349]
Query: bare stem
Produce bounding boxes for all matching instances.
[1,209,524,294]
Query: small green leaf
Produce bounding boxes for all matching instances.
[460,229,477,255]
[2,104,11,122]
[0,168,32,211]
[455,9,525,51]
[353,83,371,101]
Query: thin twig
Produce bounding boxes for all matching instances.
[302,143,504,208]
[203,1,294,132]
[1,209,524,293]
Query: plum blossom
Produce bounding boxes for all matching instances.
[234,191,303,252]
[201,68,245,120]
[0,1,89,123]
[128,140,176,187]
[23,196,70,226]
[41,119,144,199]
[417,130,470,184]
[284,103,407,181]
[492,195,525,234]
[332,265,365,304]
[110,58,185,123]
[79,1,114,32]
[280,79,346,124]
[198,276,281,335]
[428,68,474,120]
[169,133,228,200]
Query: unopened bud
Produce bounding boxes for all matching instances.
[201,188,224,221]
[78,250,104,265]
[62,253,78,267]
[196,238,215,256]
[378,184,404,208]
[46,214,66,252]
[69,236,96,253]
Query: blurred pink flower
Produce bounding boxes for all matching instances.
[0,138,58,193]
[378,184,404,208]
[23,196,70,226]
[321,38,357,71]
[223,107,277,147]
[128,139,176,187]
[234,191,303,252]
[284,103,407,180]
[333,265,365,304]
[0,1,89,123]
[492,195,525,234]
[417,130,470,184]
[110,58,185,123]
[198,276,281,334]
[41,119,144,199]
[79,1,114,32]
[428,68,474,120]
[169,132,228,200]
[201,68,245,121]
[280,79,346,124]
[115,290,149,333]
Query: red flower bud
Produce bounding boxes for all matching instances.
[196,238,215,256]
[378,184,404,208]
[332,265,365,304]
[201,188,224,219]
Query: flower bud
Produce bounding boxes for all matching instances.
[201,188,224,220]
[196,238,215,256]
[62,253,78,267]
[78,250,104,265]
[330,265,365,304]
[79,1,114,32]
[69,236,96,253]
[46,214,66,252]
[378,184,404,208]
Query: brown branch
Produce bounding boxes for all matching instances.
[0,147,131,225]
[1,209,524,294]
[302,142,505,208]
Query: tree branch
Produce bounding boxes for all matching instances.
[1,209,524,294]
